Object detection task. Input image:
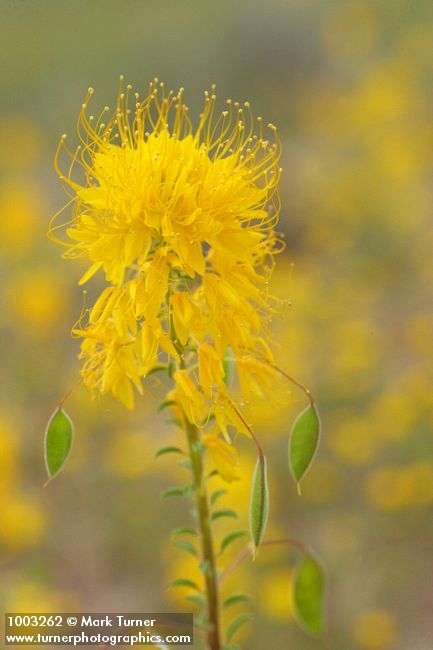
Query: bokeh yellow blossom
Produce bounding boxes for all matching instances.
[351,610,398,650]
[0,181,41,254]
[0,495,46,550]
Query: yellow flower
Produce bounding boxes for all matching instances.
[0,181,41,253]
[236,355,276,399]
[52,80,281,284]
[0,418,18,496]
[8,270,69,335]
[170,291,205,345]
[198,343,226,399]
[73,318,144,410]
[351,610,398,649]
[173,369,208,424]
[203,433,240,482]
[365,461,433,510]
[1,495,46,550]
[51,78,282,417]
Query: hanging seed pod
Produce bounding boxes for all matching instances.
[249,455,269,552]
[289,404,321,492]
[44,407,74,482]
[292,552,325,636]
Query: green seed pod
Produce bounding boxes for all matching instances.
[44,407,74,482]
[293,553,325,636]
[289,404,321,491]
[249,456,269,552]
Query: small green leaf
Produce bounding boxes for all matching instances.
[289,404,321,488]
[293,553,325,636]
[176,541,197,557]
[210,488,227,505]
[211,509,238,521]
[249,456,269,551]
[199,560,211,575]
[223,593,253,609]
[167,578,200,591]
[44,408,74,481]
[220,530,248,554]
[183,485,195,497]
[165,417,182,428]
[161,486,184,499]
[146,365,169,376]
[155,446,184,459]
[226,613,254,642]
[186,594,206,607]
[157,400,177,413]
[171,527,197,540]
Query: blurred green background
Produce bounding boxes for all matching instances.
[1,1,433,648]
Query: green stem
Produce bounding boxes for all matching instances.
[184,416,222,650]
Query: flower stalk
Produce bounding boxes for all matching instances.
[184,416,222,650]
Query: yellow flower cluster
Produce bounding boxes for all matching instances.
[51,79,283,454]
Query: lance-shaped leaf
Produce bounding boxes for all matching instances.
[186,594,206,607]
[220,530,248,554]
[161,486,185,499]
[210,488,227,505]
[211,509,238,521]
[249,456,269,551]
[171,527,197,540]
[293,553,325,636]
[176,540,198,557]
[223,593,253,609]
[226,613,254,643]
[155,446,184,459]
[167,578,200,592]
[44,408,74,481]
[157,400,177,413]
[289,404,320,488]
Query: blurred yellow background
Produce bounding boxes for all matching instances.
[1,1,433,648]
